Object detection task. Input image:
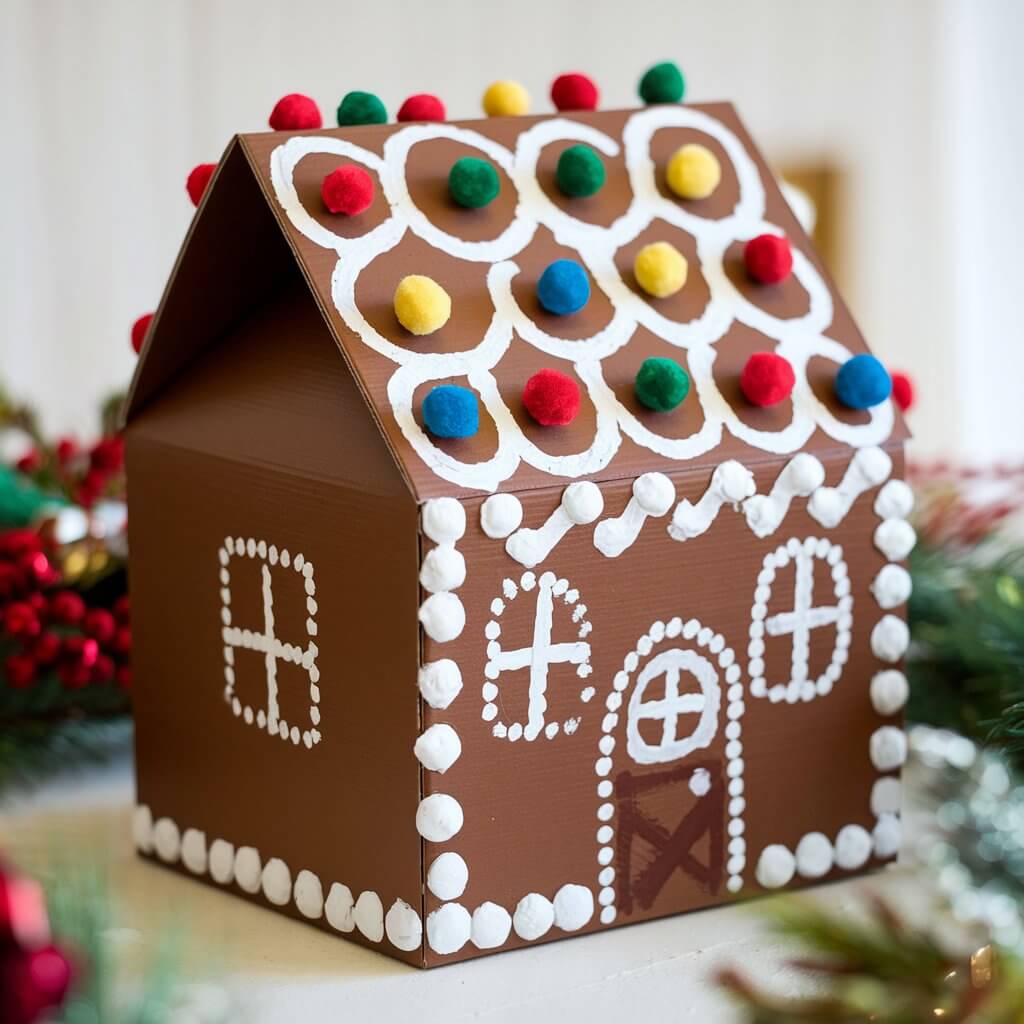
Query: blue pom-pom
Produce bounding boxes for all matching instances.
[537,259,590,315]
[834,354,892,410]
[423,385,479,438]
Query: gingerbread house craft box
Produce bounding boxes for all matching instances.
[124,88,913,968]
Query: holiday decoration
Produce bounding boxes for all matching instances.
[555,144,605,197]
[321,164,375,216]
[268,93,322,132]
[666,144,721,200]
[633,241,688,298]
[835,353,892,410]
[130,313,153,355]
[550,73,599,112]
[639,61,685,104]
[397,94,447,123]
[336,90,387,127]
[448,157,500,209]
[891,370,915,412]
[185,163,216,207]
[744,233,793,285]
[124,77,911,970]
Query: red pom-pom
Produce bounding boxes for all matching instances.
[321,164,375,216]
[15,450,41,474]
[268,93,323,131]
[522,369,581,426]
[551,72,599,112]
[744,233,793,284]
[130,313,153,355]
[740,352,796,407]
[186,163,216,207]
[397,94,446,122]
[890,371,915,412]
[49,591,85,626]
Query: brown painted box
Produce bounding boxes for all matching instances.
[124,102,912,967]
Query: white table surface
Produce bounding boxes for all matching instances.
[1,751,923,1024]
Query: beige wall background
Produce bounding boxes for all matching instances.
[1,0,1020,459]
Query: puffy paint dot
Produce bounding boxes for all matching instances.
[414,723,463,773]
[481,493,524,538]
[427,852,469,901]
[834,824,873,870]
[871,777,903,817]
[835,354,892,410]
[744,234,793,285]
[513,893,554,940]
[635,356,690,411]
[790,452,827,492]
[427,903,472,955]
[395,275,451,336]
[537,259,590,316]
[419,545,467,593]
[209,839,235,884]
[870,669,910,716]
[132,805,154,853]
[294,870,324,919]
[873,813,902,859]
[482,79,529,117]
[874,479,914,520]
[416,793,464,842]
[875,519,917,561]
[181,829,207,874]
[422,497,466,544]
[795,832,833,879]
[354,891,385,942]
[336,90,387,126]
[153,818,181,863]
[556,144,605,197]
[666,143,721,200]
[563,480,604,524]
[472,902,512,949]
[448,156,500,208]
[871,564,912,609]
[418,592,466,642]
[325,883,355,932]
[386,899,423,951]
[756,845,795,889]
[261,857,292,906]
[638,61,685,104]
[689,767,712,796]
[397,93,446,123]
[871,615,910,662]
[870,726,908,772]
[234,847,262,894]
[553,884,594,931]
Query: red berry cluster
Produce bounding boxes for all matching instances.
[16,434,124,510]
[0,531,131,692]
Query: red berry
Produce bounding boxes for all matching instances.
[62,636,99,667]
[116,665,132,690]
[113,595,130,623]
[522,369,582,426]
[32,632,61,666]
[15,450,41,474]
[19,551,54,587]
[90,435,124,473]
[268,93,323,131]
[0,943,75,1023]
[744,234,793,284]
[551,72,600,112]
[397,94,446,122]
[55,438,78,464]
[112,625,132,656]
[740,352,796,407]
[0,872,50,947]
[58,661,91,690]
[83,609,116,644]
[130,313,153,355]
[891,371,915,412]
[4,654,36,688]
[321,165,375,216]
[49,591,85,626]
[91,654,114,685]
[4,602,40,640]
[186,163,216,207]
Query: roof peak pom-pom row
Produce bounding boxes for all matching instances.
[639,61,685,104]
[269,94,323,131]
[397,94,446,123]
[337,91,387,126]
[483,80,530,117]
[550,73,599,112]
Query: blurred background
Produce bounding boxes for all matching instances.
[0,0,1021,460]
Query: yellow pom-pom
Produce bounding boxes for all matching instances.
[394,275,452,336]
[483,80,530,117]
[634,242,688,299]
[666,143,721,200]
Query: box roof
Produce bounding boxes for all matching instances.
[126,102,906,502]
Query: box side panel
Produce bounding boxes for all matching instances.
[126,439,424,965]
[417,445,908,965]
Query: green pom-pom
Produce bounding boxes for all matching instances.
[556,144,606,198]
[639,61,685,105]
[448,157,500,208]
[336,91,387,127]
[635,357,690,412]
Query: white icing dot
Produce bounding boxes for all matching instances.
[513,893,554,941]
[419,546,467,593]
[294,869,324,919]
[234,846,262,894]
[871,776,902,816]
[132,805,154,853]
[600,905,617,924]
[354,891,385,942]
[181,829,207,874]
[794,832,833,879]
[472,902,512,949]
[689,767,712,797]
[427,903,471,955]
[385,899,423,951]
[414,723,462,773]
[418,593,466,643]
[791,451,827,492]
[874,519,917,561]
[870,670,910,716]
[553,884,594,931]
[261,857,291,906]
[422,497,466,544]
[418,659,463,710]
[325,883,355,932]
[633,472,675,515]
[719,460,756,503]
[756,845,795,889]
[427,852,469,901]
[871,564,912,609]
[481,494,524,539]
[209,839,234,884]
[874,479,914,520]
[834,824,873,870]
[153,818,181,863]
[870,726,908,771]
[873,813,902,859]
[856,445,893,485]
[416,794,464,842]
[563,481,604,525]
[871,615,910,662]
